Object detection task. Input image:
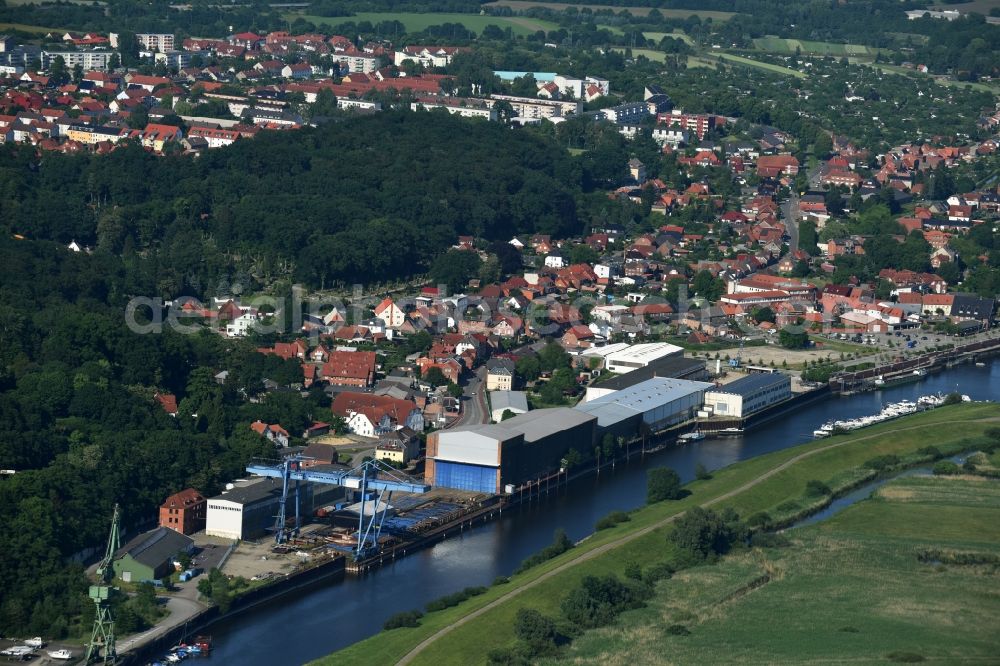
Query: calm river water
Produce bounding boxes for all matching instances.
[208,360,999,665]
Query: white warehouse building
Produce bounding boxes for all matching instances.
[575,377,713,440]
[702,373,792,419]
[206,477,342,540]
[603,342,684,374]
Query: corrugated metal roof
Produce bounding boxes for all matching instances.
[712,372,789,397]
[583,377,713,410]
[574,401,639,428]
[116,527,192,568]
[605,342,684,365]
[489,390,529,413]
[502,408,595,442]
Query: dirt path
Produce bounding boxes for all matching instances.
[396,416,995,665]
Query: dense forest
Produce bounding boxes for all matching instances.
[0,110,631,637]
[0,112,625,294]
[0,234,317,636]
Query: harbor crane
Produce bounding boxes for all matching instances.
[246,456,430,559]
[86,504,121,665]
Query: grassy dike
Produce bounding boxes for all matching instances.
[312,402,1000,666]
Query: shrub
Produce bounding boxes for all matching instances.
[383,610,423,630]
[487,646,531,666]
[917,445,943,459]
[886,651,925,663]
[668,507,746,562]
[623,560,643,581]
[746,511,772,528]
[750,532,791,548]
[932,461,960,476]
[839,626,860,633]
[805,479,831,497]
[595,510,631,530]
[492,576,510,586]
[966,452,989,465]
[864,454,901,471]
[514,608,559,656]
[425,586,487,612]
[647,467,684,503]
[942,392,963,405]
[641,561,675,585]
[695,462,712,480]
[665,624,691,636]
[775,500,801,514]
[514,529,574,575]
[561,574,647,629]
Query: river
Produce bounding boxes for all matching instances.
[208,361,999,665]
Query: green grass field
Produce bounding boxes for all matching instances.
[644,30,693,45]
[712,52,807,78]
[483,0,735,20]
[0,21,65,33]
[562,475,1000,663]
[686,55,717,69]
[753,36,880,57]
[867,62,1000,97]
[289,12,558,37]
[313,402,1000,666]
[932,0,1000,14]
[611,47,667,62]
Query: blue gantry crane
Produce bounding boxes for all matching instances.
[246,456,430,559]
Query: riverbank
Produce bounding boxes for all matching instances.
[313,401,1000,665]
[562,473,1000,663]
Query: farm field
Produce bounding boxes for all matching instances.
[644,30,693,44]
[484,0,735,20]
[3,0,102,4]
[753,36,880,57]
[287,12,558,37]
[931,0,1000,13]
[314,402,1000,666]
[611,47,667,62]
[868,62,1000,96]
[563,475,1000,664]
[0,21,65,33]
[712,52,807,78]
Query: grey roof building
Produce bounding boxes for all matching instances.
[113,527,193,583]
[576,377,712,438]
[490,390,529,422]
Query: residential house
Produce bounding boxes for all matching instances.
[250,420,290,447]
[321,350,377,388]
[331,392,424,438]
[375,427,419,465]
[373,297,406,328]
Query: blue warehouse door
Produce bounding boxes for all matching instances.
[434,461,497,494]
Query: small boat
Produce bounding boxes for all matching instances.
[24,637,45,649]
[812,429,830,438]
[678,431,705,443]
[975,361,986,367]
[47,649,73,660]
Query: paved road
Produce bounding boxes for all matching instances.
[118,582,207,657]
[782,192,800,252]
[455,367,488,427]
[781,161,823,254]
[395,415,997,665]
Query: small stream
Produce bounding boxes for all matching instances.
[789,456,965,530]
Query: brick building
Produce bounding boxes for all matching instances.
[159,488,207,535]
